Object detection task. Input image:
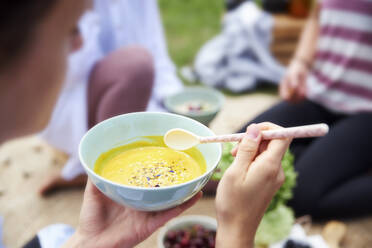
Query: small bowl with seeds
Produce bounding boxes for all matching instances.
[164,87,225,126]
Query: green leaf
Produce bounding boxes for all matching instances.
[255,205,295,246]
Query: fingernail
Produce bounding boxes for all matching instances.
[246,124,260,140]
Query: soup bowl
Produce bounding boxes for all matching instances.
[79,112,222,211]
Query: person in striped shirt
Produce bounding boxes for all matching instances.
[240,0,372,219]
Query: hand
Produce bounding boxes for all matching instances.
[63,181,202,248]
[279,59,309,103]
[215,123,291,248]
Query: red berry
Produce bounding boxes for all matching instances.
[166,231,177,241]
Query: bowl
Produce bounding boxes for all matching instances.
[79,112,222,211]
[157,215,217,248]
[164,87,225,126]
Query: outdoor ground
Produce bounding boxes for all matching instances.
[0,1,371,247]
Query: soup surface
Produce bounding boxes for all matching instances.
[94,136,206,187]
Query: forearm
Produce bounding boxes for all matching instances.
[293,4,321,66]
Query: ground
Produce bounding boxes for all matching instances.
[1,94,372,248]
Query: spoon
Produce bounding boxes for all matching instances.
[164,123,329,150]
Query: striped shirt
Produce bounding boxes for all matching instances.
[306,0,372,113]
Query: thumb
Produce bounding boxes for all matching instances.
[233,124,261,170]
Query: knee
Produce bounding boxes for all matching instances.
[92,46,155,91]
[114,46,154,90]
[122,45,154,75]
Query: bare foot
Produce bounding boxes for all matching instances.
[39,174,87,196]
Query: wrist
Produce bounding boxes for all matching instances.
[216,221,255,248]
[61,230,89,248]
[292,56,312,69]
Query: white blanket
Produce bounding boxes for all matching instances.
[195,2,285,92]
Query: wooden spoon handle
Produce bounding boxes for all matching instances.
[200,124,329,144]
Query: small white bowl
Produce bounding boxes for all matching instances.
[157,215,217,248]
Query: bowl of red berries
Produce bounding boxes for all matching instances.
[157,215,217,248]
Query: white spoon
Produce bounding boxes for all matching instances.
[164,123,329,150]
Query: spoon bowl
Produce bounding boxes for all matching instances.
[164,128,200,150]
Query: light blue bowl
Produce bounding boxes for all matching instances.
[164,87,225,126]
[79,112,222,211]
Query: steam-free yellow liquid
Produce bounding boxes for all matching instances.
[94,136,206,187]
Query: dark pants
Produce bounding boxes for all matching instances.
[240,100,372,219]
[23,236,41,248]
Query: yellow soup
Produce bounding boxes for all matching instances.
[94,136,207,187]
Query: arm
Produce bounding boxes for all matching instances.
[280,4,321,102]
[215,123,292,248]
[293,4,321,67]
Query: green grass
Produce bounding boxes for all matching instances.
[158,0,224,68]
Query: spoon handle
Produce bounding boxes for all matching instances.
[199,124,329,144]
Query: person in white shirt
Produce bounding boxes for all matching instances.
[39,0,184,195]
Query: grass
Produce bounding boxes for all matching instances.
[158,0,224,68]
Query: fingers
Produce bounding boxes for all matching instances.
[279,77,291,100]
[232,122,280,157]
[85,180,99,197]
[292,72,307,102]
[149,192,202,231]
[232,124,261,171]
[257,122,292,158]
[276,167,286,189]
[298,79,307,100]
[231,145,238,157]
[280,72,307,103]
[265,136,291,159]
[258,140,269,154]
[255,122,282,131]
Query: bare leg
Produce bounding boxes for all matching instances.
[88,45,154,126]
[40,46,154,196]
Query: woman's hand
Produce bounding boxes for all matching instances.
[279,59,309,103]
[215,123,291,248]
[63,181,202,248]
